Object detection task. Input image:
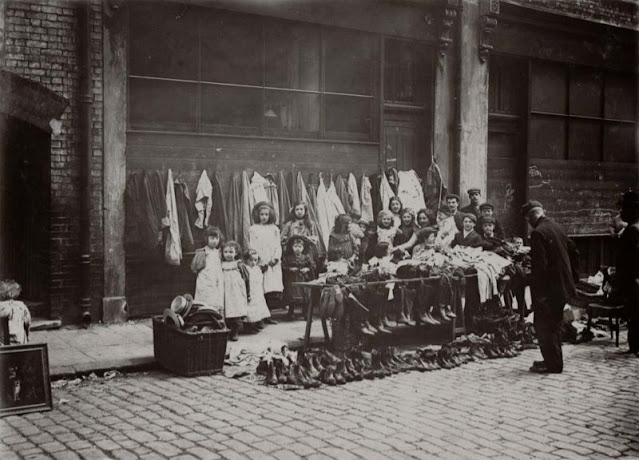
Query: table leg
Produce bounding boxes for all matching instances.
[321,318,330,346]
[304,287,315,349]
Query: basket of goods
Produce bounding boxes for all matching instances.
[153,294,229,377]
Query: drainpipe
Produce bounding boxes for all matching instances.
[78,2,92,325]
[453,0,463,195]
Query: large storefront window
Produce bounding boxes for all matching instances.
[128,3,379,141]
[530,60,637,163]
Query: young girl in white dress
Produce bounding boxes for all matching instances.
[192,226,224,312]
[243,249,273,333]
[249,202,283,304]
[221,241,249,341]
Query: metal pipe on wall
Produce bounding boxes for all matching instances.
[77,1,92,325]
[453,0,463,195]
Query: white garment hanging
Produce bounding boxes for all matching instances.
[397,170,426,212]
[360,175,374,222]
[194,170,212,229]
[380,171,395,211]
[250,171,270,207]
[347,173,361,217]
[165,169,182,265]
[316,173,345,250]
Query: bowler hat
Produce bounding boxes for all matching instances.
[521,200,543,216]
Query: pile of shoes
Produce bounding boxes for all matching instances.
[163,294,226,333]
[417,304,457,326]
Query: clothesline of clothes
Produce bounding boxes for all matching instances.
[125,168,432,266]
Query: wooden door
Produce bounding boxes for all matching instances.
[383,112,427,176]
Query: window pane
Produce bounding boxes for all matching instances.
[604,122,636,163]
[264,90,319,133]
[385,40,431,105]
[570,69,602,117]
[605,74,637,120]
[529,115,565,159]
[489,55,526,115]
[265,21,320,91]
[201,85,261,133]
[531,62,566,113]
[325,29,376,95]
[488,131,517,158]
[129,3,198,80]
[324,95,374,136]
[201,10,262,86]
[569,120,601,161]
[129,79,196,131]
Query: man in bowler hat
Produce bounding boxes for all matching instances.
[617,191,639,356]
[523,200,578,373]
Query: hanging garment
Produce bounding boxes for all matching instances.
[210,173,230,241]
[194,170,213,229]
[164,169,182,265]
[347,173,361,218]
[276,171,292,225]
[245,264,271,322]
[125,171,144,247]
[360,175,374,223]
[380,170,396,211]
[249,224,284,293]
[241,171,252,250]
[195,246,224,310]
[316,173,345,251]
[174,175,195,252]
[370,173,383,219]
[306,183,327,256]
[250,171,270,210]
[264,174,280,224]
[138,170,167,252]
[227,173,243,244]
[334,175,351,216]
[397,170,426,213]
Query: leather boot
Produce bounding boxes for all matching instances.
[322,368,337,386]
[275,360,288,384]
[382,317,395,329]
[266,362,278,385]
[287,364,301,385]
[444,305,457,319]
[313,355,325,373]
[305,356,320,380]
[345,358,362,381]
[337,361,353,382]
[361,322,375,336]
[438,305,452,322]
[397,312,410,325]
[332,365,346,385]
[427,307,441,325]
[420,310,437,326]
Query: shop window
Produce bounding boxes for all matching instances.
[568,120,601,161]
[604,122,636,163]
[325,29,376,96]
[529,115,565,159]
[129,79,197,132]
[200,86,262,134]
[264,90,320,134]
[531,62,566,114]
[324,95,374,137]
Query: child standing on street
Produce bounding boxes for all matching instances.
[282,235,316,319]
[249,202,284,306]
[192,226,224,313]
[243,249,274,333]
[221,241,249,341]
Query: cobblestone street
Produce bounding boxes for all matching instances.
[2,340,638,460]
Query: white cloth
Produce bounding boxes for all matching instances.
[347,173,361,217]
[222,261,248,319]
[194,170,212,229]
[195,246,224,310]
[316,173,345,250]
[0,300,31,344]
[435,214,459,250]
[360,175,374,223]
[241,171,252,250]
[397,170,426,212]
[246,265,271,322]
[381,171,395,211]
[250,172,270,208]
[249,224,283,293]
[164,169,182,265]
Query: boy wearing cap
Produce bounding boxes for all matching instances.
[451,213,483,248]
[523,200,578,374]
[617,191,639,356]
[477,203,505,239]
[461,188,482,218]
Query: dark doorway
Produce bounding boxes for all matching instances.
[0,115,50,316]
[384,112,428,176]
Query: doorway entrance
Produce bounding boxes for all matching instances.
[384,111,428,177]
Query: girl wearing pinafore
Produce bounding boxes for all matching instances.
[243,248,273,332]
[249,202,283,297]
[193,226,224,312]
[221,241,249,341]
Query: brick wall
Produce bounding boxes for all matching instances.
[2,0,104,323]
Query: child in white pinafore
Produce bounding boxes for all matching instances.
[192,226,224,313]
[243,249,272,333]
[221,241,249,341]
[249,202,283,304]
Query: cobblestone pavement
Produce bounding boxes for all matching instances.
[2,340,638,460]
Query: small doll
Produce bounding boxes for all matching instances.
[280,201,320,261]
[282,235,316,319]
[220,241,249,341]
[0,280,31,344]
[243,249,275,333]
[249,202,283,301]
[388,196,403,228]
[394,208,419,249]
[193,226,225,311]
[328,214,357,263]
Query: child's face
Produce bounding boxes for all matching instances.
[425,233,436,246]
[358,222,367,233]
[247,254,259,267]
[259,208,270,224]
[417,213,429,227]
[390,200,401,213]
[294,205,306,219]
[222,246,236,261]
[207,235,220,249]
[380,216,392,228]
[483,223,495,237]
[513,237,523,250]
[292,241,304,256]
[401,213,413,226]
[481,208,494,218]
[463,218,475,232]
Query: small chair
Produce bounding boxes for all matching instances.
[586,302,624,347]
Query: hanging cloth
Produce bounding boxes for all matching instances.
[227,173,243,244]
[360,175,374,223]
[334,175,351,216]
[380,170,396,211]
[264,173,280,224]
[306,183,326,256]
[241,171,252,250]
[165,169,182,265]
[174,175,195,252]
[370,173,383,219]
[316,173,345,251]
[347,173,361,218]
[297,173,325,256]
[276,171,292,224]
[194,170,213,229]
[210,172,230,241]
[397,169,426,213]
[125,171,144,247]
[250,171,270,209]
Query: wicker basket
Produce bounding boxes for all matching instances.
[152,316,228,377]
